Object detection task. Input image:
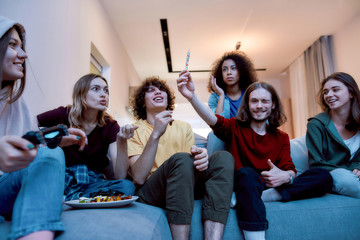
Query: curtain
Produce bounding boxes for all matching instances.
[289,54,308,137]
[288,35,335,138]
[304,35,335,117]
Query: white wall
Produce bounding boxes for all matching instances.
[169,78,212,138]
[333,13,360,85]
[0,0,140,124]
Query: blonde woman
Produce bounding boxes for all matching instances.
[37,74,135,201]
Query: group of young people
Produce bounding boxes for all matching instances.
[0,16,359,240]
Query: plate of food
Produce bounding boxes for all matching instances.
[65,190,138,208]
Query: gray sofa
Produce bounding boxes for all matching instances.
[1,135,360,240]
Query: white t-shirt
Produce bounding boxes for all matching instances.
[343,131,360,161]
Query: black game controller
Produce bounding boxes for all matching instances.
[22,124,68,149]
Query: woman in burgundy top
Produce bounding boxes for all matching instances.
[38,74,135,200]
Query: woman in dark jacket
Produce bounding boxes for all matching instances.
[307,72,360,198]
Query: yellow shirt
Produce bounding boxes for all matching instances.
[128,119,195,177]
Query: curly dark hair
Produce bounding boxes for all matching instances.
[131,76,176,120]
[237,82,286,132]
[318,72,360,131]
[207,51,257,93]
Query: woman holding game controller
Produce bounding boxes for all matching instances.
[206,51,257,154]
[37,73,135,201]
[0,16,86,240]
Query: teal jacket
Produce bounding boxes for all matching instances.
[306,112,360,171]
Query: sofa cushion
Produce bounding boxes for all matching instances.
[264,194,360,240]
[194,133,207,148]
[290,134,309,175]
[0,221,10,239]
[2,194,360,240]
[57,202,172,240]
[190,194,360,240]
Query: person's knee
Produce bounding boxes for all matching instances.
[330,168,356,185]
[235,167,263,191]
[36,147,65,170]
[331,168,360,195]
[121,179,135,195]
[331,168,354,186]
[209,151,234,172]
[167,152,194,177]
[235,167,257,181]
[122,179,135,194]
[311,168,333,186]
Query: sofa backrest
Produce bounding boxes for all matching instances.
[290,134,309,175]
[195,133,207,148]
[195,132,310,176]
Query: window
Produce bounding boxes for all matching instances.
[90,54,102,75]
[90,42,110,83]
[90,43,111,107]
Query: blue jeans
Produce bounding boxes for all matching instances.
[0,147,66,240]
[206,131,225,155]
[330,168,360,198]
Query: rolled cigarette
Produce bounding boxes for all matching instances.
[185,49,190,70]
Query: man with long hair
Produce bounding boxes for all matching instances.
[128,76,234,240]
[177,70,333,240]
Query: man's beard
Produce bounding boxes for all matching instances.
[252,117,268,123]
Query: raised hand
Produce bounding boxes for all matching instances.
[152,110,174,139]
[210,75,224,97]
[261,159,292,187]
[191,145,208,171]
[118,124,139,140]
[0,135,37,172]
[177,70,195,101]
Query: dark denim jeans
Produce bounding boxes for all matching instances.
[234,167,333,231]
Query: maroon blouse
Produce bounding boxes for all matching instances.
[37,106,120,171]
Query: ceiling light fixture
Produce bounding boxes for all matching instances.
[160,19,266,73]
[235,41,241,50]
[160,18,209,73]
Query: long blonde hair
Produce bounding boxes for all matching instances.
[68,74,112,129]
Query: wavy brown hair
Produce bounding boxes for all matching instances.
[0,26,26,103]
[131,76,175,120]
[237,82,286,132]
[207,51,257,93]
[68,73,112,129]
[318,72,360,131]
